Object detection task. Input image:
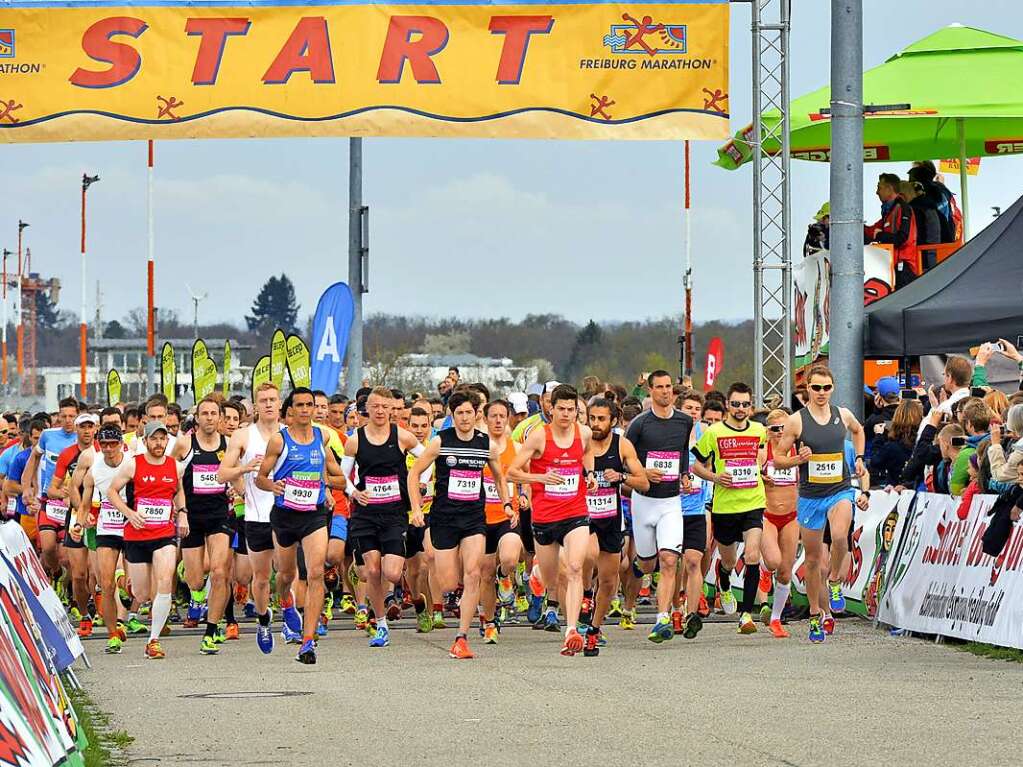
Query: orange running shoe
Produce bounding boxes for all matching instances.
[713,593,722,613]
[671,611,683,635]
[77,617,93,638]
[225,622,240,641]
[113,623,127,642]
[144,639,165,659]
[769,619,789,639]
[698,594,711,618]
[449,635,474,659]
[759,569,773,594]
[560,628,584,656]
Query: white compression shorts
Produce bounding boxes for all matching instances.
[631,492,684,559]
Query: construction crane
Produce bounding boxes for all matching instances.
[19,249,61,396]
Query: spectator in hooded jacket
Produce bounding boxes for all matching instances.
[901,180,942,270]
[908,161,958,243]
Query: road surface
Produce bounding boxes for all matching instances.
[78,615,1021,766]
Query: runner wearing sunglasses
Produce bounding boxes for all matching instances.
[691,382,766,635]
[771,365,866,643]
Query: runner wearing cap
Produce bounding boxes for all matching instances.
[507,392,530,432]
[77,424,129,653]
[107,420,186,660]
[511,381,559,443]
[49,412,99,637]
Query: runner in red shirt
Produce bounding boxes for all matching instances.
[508,384,596,656]
[108,420,185,660]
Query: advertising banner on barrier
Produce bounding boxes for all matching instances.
[0,545,86,765]
[878,492,1023,648]
[0,522,84,667]
[0,1,729,143]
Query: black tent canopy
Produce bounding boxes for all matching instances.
[865,192,1023,357]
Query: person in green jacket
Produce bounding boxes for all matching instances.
[950,400,994,495]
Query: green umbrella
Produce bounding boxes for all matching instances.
[716,24,1023,235]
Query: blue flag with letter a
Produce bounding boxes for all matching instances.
[310,282,355,394]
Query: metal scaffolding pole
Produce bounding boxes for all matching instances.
[751,0,792,407]
[828,0,864,416]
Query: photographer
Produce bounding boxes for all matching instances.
[980,404,1023,491]
[869,399,923,489]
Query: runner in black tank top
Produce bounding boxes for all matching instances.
[341,387,424,649]
[583,398,648,654]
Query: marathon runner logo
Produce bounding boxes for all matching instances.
[0,30,14,58]
[603,14,687,55]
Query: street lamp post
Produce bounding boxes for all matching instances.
[16,220,27,385]
[81,174,100,398]
[1,247,10,389]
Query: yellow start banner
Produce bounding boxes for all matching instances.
[0,0,729,141]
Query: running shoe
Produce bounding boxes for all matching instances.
[105,636,123,654]
[579,596,594,627]
[316,618,328,638]
[483,623,498,644]
[385,598,402,622]
[282,605,303,634]
[69,605,81,622]
[369,625,390,648]
[822,615,836,636]
[225,623,240,641]
[93,613,104,628]
[514,596,529,615]
[759,604,773,626]
[719,589,738,616]
[738,612,757,634]
[449,635,473,659]
[497,575,515,606]
[808,615,826,643]
[526,593,544,625]
[243,602,257,619]
[77,617,93,639]
[596,630,608,648]
[759,568,773,595]
[607,597,623,619]
[113,623,127,642]
[697,594,711,618]
[583,627,600,657]
[432,611,447,630]
[214,623,227,644]
[542,610,561,633]
[256,622,274,655]
[160,624,172,637]
[296,639,317,665]
[828,582,846,613]
[139,602,151,616]
[354,609,370,631]
[713,593,722,614]
[125,617,147,635]
[169,604,182,624]
[769,619,789,639]
[671,610,683,635]
[619,610,636,630]
[416,605,433,634]
[281,624,302,645]
[682,612,703,640]
[647,618,674,644]
[200,635,220,655]
[144,639,165,660]
[560,628,584,656]
[185,599,203,628]
[339,594,357,615]
[323,597,334,623]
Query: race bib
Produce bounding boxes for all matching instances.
[483,477,499,503]
[97,499,125,535]
[586,487,618,519]
[5,496,16,515]
[767,461,797,487]
[726,458,759,489]
[137,497,173,528]
[191,463,225,495]
[448,469,482,502]
[809,453,843,484]
[365,475,401,505]
[646,451,680,482]
[546,468,580,497]
[44,498,69,526]
[681,473,703,496]
[283,470,320,512]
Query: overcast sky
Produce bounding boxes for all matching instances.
[8,1,1023,329]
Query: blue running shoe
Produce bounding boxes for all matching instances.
[186,599,203,623]
[828,582,846,613]
[281,624,302,645]
[542,609,560,632]
[256,623,274,654]
[296,639,316,665]
[243,602,257,619]
[283,605,302,633]
[808,615,826,644]
[369,625,390,648]
[316,621,328,638]
[647,618,674,644]
[527,594,544,625]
